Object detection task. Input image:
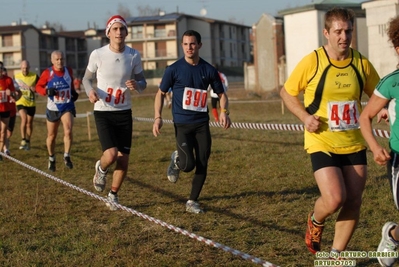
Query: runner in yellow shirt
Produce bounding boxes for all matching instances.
[14,60,39,150]
[280,7,380,256]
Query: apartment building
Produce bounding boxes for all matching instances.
[0,24,91,78]
[124,13,251,71]
[0,12,251,81]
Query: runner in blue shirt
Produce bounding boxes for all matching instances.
[153,30,231,213]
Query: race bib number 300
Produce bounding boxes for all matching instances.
[327,101,360,131]
[182,87,208,112]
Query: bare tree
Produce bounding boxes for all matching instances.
[136,4,161,16]
[110,3,161,19]
[117,3,132,19]
[227,16,245,25]
[43,21,66,32]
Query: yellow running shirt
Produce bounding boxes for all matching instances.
[284,47,380,154]
[14,72,38,107]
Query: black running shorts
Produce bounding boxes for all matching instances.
[94,109,133,154]
[17,105,36,117]
[7,115,16,132]
[310,149,367,172]
[46,109,76,122]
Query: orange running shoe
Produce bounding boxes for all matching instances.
[305,211,324,254]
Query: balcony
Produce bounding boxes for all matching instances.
[141,49,177,61]
[0,45,22,53]
[3,59,21,68]
[127,29,177,42]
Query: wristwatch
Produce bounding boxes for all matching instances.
[221,108,230,115]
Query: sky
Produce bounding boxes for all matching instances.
[0,0,366,31]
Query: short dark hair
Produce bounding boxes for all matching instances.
[182,30,201,44]
[324,7,355,32]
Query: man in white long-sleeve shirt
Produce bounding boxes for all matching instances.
[82,14,147,211]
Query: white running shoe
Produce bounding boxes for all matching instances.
[106,192,119,211]
[378,222,399,267]
[167,150,180,183]
[186,200,204,214]
[93,160,107,192]
[19,140,26,150]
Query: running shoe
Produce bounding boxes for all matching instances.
[167,150,180,183]
[25,141,30,151]
[378,222,399,267]
[64,156,73,169]
[19,140,27,150]
[305,211,324,254]
[93,160,107,192]
[48,159,56,172]
[186,200,204,214]
[106,192,119,211]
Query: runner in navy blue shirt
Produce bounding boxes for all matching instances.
[153,30,231,213]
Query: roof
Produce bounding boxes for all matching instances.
[0,12,250,38]
[254,13,284,26]
[0,24,39,34]
[125,13,182,23]
[278,0,364,16]
[58,30,86,38]
[125,12,251,27]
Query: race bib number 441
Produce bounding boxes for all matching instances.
[182,87,208,112]
[327,101,360,131]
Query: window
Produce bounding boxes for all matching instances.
[66,54,76,68]
[131,43,143,56]
[154,24,166,38]
[132,26,143,39]
[155,41,167,57]
[3,53,13,66]
[66,38,76,52]
[40,51,49,67]
[2,34,13,47]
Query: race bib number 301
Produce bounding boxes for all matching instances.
[182,87,208,112]
[327,101,360,131]
[104,87,126,106]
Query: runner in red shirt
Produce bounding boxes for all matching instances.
[0,62,17,160]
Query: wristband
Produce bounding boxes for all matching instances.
[154,117,162,120]
[220,109,230,115]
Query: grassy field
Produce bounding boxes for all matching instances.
[0,85,394,267]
